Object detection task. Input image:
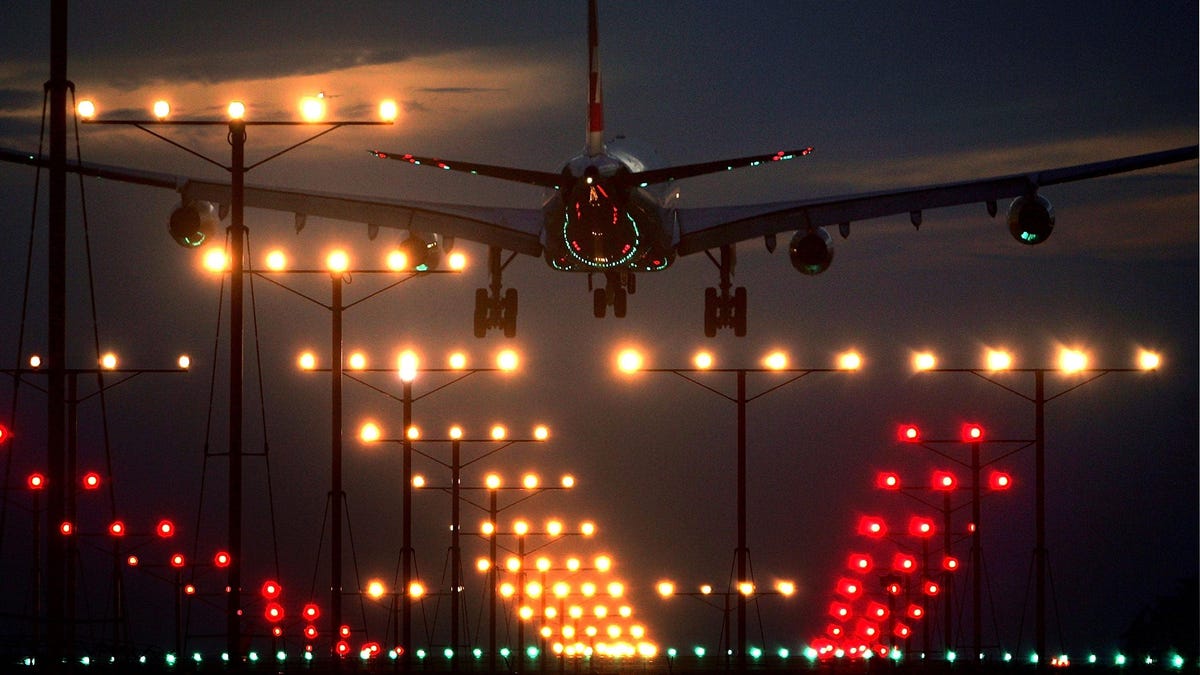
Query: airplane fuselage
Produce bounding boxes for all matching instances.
[541,149,678,273]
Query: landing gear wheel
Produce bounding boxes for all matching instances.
[593,288,607,318]
[501,288,518,338]
[613,288,627,318]
[703,287,718,338]
[473,288,489,338]
[733,287,747,337]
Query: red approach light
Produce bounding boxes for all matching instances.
[894,622,912,638]
[825,623,844,638]
[906,604,926,620]
[931,470,957,491]
[855,619,879,639]
[828,600,852,620]
[82,471,102,490]
[866,601,889,621]
[362,642,381,657]
[302,603,321,620]
[856,515,887,538]
[108,520,126,537]
[898,424,920,443]
[961,423,984,442]
[875,471,901,490]
[27,473,45,490]
[989,471,1013,490]
[126,555,139,567]
[836,578,862,598]
[884,581,903,596]
[213,551,231,568]
[59,521,74,535]
[922,580,941,596]
[908,515,936,538]
[170,553,186,568]
[272,626,283,638]
[339,624,352,639]
[0,423,9,442]
[892,552,917,573]
[184,584,196,595]
[303,624,319,640]
[847,552,873,573]
[943,556,960,571]
[335,640,351,657]
[264,602,285,622]
[261,580,282,600]
[156,519,175,538]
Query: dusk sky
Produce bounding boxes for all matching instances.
[0,1,1196,661]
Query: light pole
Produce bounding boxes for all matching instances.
[889,423,1022,661]
[255,248,461,661]
[618,347,860,670]
[401,424,555,670]
[914,347,1160,667]
[81,98,392,666]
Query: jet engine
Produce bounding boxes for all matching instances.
[168,200,219,248]
[789,227,835,275]
[1007,194,1055,245]
[398,232,442,271]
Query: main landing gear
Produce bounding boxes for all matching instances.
[703,245,747,337]
[591,270,635,318]
[473,246,518,338]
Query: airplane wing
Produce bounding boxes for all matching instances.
[674,145,1198,255]
[0,147,545,257]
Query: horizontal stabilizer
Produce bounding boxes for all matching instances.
[370,150,563,189]
[628,148,813,186]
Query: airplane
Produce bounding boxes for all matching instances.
[1,0,1195,338]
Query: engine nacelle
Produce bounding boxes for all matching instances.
[168,200,219,248]
[398,232,442,271]
[789,227,835,275]
[1007,194,1055,245]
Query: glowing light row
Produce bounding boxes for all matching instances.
[301,348,519,377]
[912,347,1161,372]
[202,247,466,273]
[77,97,399,123]
[359,421,545,444]
[480,519,596,538]
[656,579,796,597]
[20,353,190,371]
[617,348,864,373]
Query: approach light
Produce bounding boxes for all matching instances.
[534,425,550,441]
[201,246,228,272]
[298,351,317,370]
[909,515,936,537]
[170,553,186,568]
[763,350,788,370]
[776,581,796,596]
[913,351,937,371]
[616,348,643,373]
[379,100,398,122]
[448,251,467,271]
[1058,348,1088,373]
[962,423,984,442]
[227,101,246,120]
[366,579,386,600]
[82,472,102,490]
[347,351,366,370]
[213,551,231,567]
[656,581,675,597]
[693,351,714,369]
[156,519,176,537]
[177,354,191,370]
[985,349,1013,371]
[326,249,349,273]
[876,471,901,490]
[27,473,45,490]
[300,96,326,123]
[931,470,957,491]
[988,471,1013,490]
[898,424,921,442]
[264,250,286,271]
[837,351,863,371]
[386,249,408,271]
[359,422,381,443]
[100,352,118,370]
[490,425,506,440]
[261,580,282,599]
[108,520,126,537]
[485,473,501,490]
[496,349,519,371]
[153,100,170,120]
[398,350,419,382]
[77,100,97,119]
[1137,349,1161,370]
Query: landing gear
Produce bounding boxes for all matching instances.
[703,245,747,337]
[590,270,633,318]
[473,246,519,338]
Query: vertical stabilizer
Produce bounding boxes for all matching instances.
[586,0,605,156]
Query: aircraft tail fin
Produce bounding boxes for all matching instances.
[586,0,605,156]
